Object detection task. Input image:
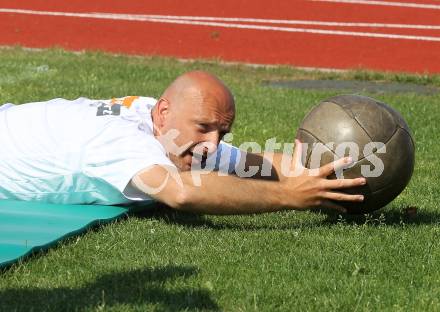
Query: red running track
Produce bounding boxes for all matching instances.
[0,0,439,73]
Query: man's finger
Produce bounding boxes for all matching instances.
[323,191,364,202]
[319,157,353,177]
[293,139,305,169]
[322,177,366,190]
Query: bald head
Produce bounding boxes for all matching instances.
[161,70,235,113]
[152,71,236,171]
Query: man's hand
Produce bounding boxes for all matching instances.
[130,140,366,214]
[279,139,365,213]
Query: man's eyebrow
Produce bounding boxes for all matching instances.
[192,119,231,131]
[192,118,217,124]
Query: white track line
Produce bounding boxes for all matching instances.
[312,0,440,10]
[105,13,440,30]
[2,9,439,30]
[1,8,440,42]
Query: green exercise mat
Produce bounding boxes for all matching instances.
[0,200,130,269]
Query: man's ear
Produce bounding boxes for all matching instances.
[154,98,170,128]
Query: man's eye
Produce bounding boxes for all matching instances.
[197,124,210,131]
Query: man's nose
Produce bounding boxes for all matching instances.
[203,131,220,153]
[209,131,220,143]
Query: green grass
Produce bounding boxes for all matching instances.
[1,47,440,311]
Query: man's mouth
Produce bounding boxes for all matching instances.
[185,146,208,168]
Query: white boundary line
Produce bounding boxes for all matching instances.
[0,8,440,42]
[0,45,348,72]
[105,13,440,30]
[311,0,440,10]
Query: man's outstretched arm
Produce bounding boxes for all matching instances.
[130,141,366,214]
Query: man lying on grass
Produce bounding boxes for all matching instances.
[0,71,365,214]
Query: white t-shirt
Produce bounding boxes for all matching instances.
[0,97,241,205]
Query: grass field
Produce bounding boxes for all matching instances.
[1,47,440,311]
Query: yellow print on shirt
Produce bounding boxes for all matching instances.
[96,96,140,116]
[110,96,140,108]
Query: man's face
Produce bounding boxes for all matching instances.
[156,90,235,171]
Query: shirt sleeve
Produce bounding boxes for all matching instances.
[205,141,242,174]
[82,120,175,203]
